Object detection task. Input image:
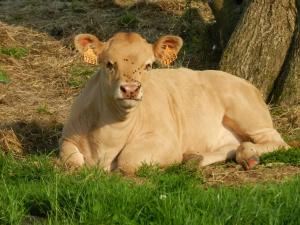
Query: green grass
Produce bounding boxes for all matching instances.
[68,65,95,88]
[0,70,10,84]
[36,104,52,115]
[0,46,28,59]
[260,147,300,166]
[0,152,300,225]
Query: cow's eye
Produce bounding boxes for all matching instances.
[145,63,152,71]
[106,61,114,70]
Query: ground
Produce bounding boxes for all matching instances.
[0,0,300,185]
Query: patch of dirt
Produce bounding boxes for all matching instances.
[202,163,300,186]
[0,22,76,123]
[0,0,218,68]
[271,106,300,139]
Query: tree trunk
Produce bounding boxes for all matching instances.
[219,0,297,99]
[209,0,248,49]
[270,0,300,106]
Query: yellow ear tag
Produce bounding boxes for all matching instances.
[161,46,177,66]
[83,48,97,65]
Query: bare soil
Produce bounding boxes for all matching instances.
[0,0,299,185]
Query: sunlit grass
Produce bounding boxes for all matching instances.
[260,147,300,166]
[0,151,299,224]
[68,65,95,88]
[0,46,28,59]
[36,104,52,115]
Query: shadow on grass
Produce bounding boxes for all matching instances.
[0,120,62,155]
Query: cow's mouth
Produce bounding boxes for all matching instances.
[116,98,141,109]
[117,98,141,101]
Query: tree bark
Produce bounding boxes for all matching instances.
[270,0,300,106]
[219,0,297,99]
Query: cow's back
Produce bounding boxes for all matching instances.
[144,68,264,153]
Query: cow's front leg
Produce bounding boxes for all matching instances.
[96,144,125,172]
[59,140,85,168]
[60,139,123,172]
[117,136,182,175]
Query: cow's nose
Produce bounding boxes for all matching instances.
[120,83,141,99]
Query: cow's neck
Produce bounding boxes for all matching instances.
[98,84,139,126]
[105,99,137,122]
[97,96,140,148]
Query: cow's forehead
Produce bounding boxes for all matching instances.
[110,32,147,43]
[104,33,154,63]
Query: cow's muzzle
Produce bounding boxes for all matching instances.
[120,82,141,100]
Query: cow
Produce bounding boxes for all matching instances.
[60,32,289,174]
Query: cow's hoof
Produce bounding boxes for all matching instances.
[236,142,257,158]
[183,153,203,162]
[241,156,260,170]
[182,153,203,168]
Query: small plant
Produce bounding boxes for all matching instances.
[0,70,10,84]
[0,46,28,59]
[118,11,139,28]
[36,104,52,115]
[68,65,95,88]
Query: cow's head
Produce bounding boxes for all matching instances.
[74,32,183,111]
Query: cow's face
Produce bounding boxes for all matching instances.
[74,32,182,110]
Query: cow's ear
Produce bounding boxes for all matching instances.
[74,34,105,65]
[153,35,183,66]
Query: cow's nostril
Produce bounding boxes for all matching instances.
[120,85,127,93]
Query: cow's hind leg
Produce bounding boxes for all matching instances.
[235,129,289,170]
[184,144,238,167]
[59,141,85,168]
[223,89,289,169]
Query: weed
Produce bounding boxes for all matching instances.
[0,46,28,59]
[68,65,95,88]
[0,70,10,84]
[36,104,52,115]
[118,11,139,28]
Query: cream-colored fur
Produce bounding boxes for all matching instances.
[60,32,288,173]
